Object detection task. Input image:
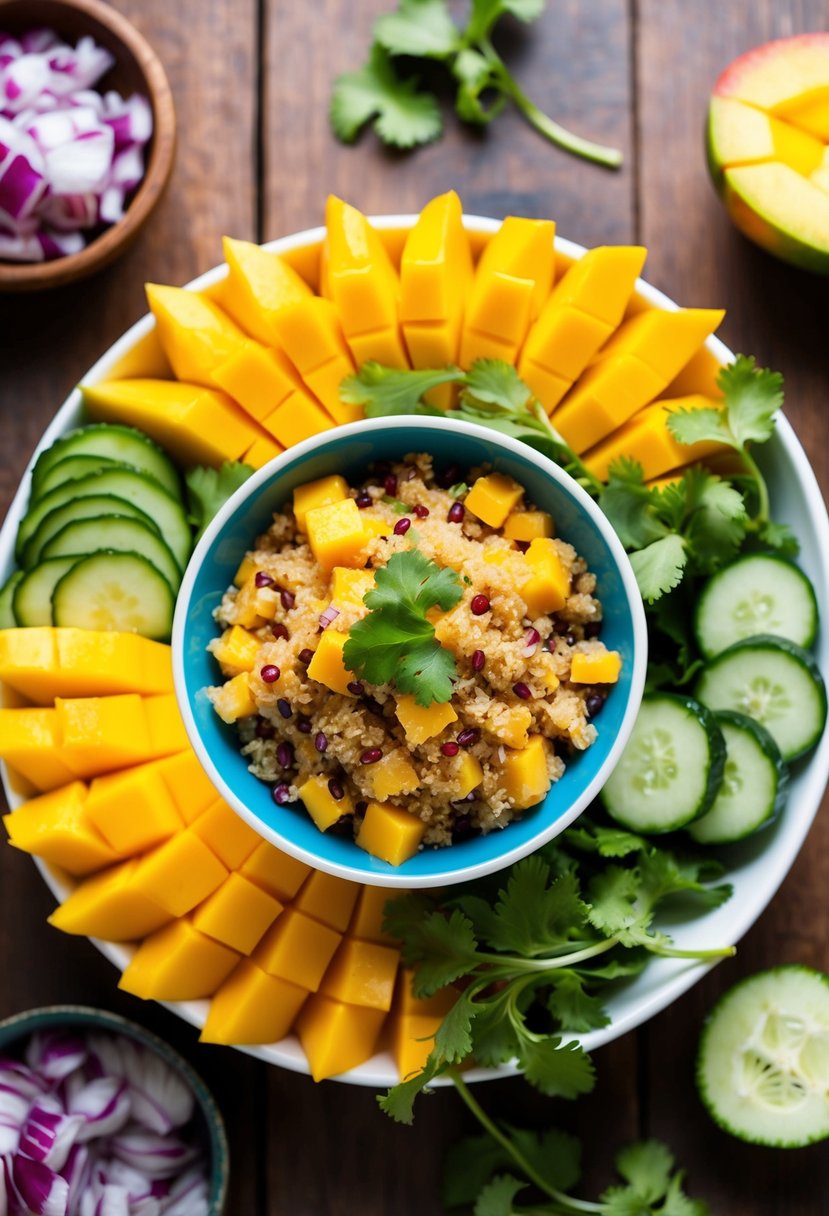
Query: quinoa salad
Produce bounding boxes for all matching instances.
[206,454,622,864]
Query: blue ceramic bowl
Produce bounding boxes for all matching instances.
[173,418,647,888]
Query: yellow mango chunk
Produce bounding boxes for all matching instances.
[519,361,573,415]
[232,558,258,591]
[119,917,240,1000]
[129,829,228,917]
[143,694,190,757]
[228,576,278,629]
[221,236,313,344]
[191,798,261,869]
[3,782,118,876]
[260,387,335,448]
[356,800,426,866]
[330,566,375,606]
[361,513,390,539]
[239,841,311,901]
[293,475,349,532]
[85,762,183,856]
[708,96,826,176]
[366,750,420,801]
[394,694,458,746]
[545,245,647,326]
[570,650,622,684]
[154,750,219,825]
[521,305,611,387]
[552,354,667,454]
[464,472,524,528]
[210,672,258,723]
[392,1012,444,1081]
[597,308,725,384]
[210,626,261,677]
[294,869,361,932]
[48,859,171,940]
[503,511,554,542]
[55,694,153,779]
[298,774,355,832]
[201,959,309,1045]
[502,735,552,809]
[320,938,400,1011]
[0,707,77,791]
[306,498,368,573]
[583,395,728,482]
[192,873,283,955]
[296,994,386,1081]
[306,629,357,696]
[450,751,483,800]
[520,538,571,618]
[349,885,405,945]
[396,967,459,1017]
[0,628,173,703]
[242,432,284,470]
[269,297,362,425]
[322,195,408,369]
[491,704,533,750]
[83,378,264,466]
[145,283,247,386]
[212,340,301,421]
[254,906,341,991]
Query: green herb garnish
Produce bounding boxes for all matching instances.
[330,0,622,167]
[185,460,254,543]
[343,548,463,706]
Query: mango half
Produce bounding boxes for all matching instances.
[706,34,829,273]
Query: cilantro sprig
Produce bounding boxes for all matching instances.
[378,821,733,1123]
[185,460,254,543]
[343,548,463,706]
[331,0,622,167]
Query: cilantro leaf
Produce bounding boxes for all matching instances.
[462,358,534,413]
[546,972,611,1033]
[365,547,462,614]
[481,856,588,956]
[443,1136,518,1208]
[666,405,731,449]
[443,1126,581,1208]
[600,465,668,550]
[519,1036,595,1098]
[377,1054,438,1123]
[683,476,747,571]
[630,534,688,603]
[565,822,649,858]
[394,905,479,995]
[586,866,642,940]
[340,361,460,414]
[474,1174,526,1216]
[330,45,442,149]
[718,354,783,447]
[452,49,503,124]
[467,0,546,42]
[373,0,460,58]
[615,1140,674,1202]
[759,518,800,557]
[185,461,254,543]
[397,639,458,705]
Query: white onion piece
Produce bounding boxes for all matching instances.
[69,1078,131,1143]
[160,1167,209,1216]
[44,125,113,195]
[111,1132,197,1182]
[20,29,61,55]
[2,53,51,113]
[25,1032,87,1084]
[60,1142,93,1213]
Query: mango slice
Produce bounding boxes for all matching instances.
[242,432,284,469]
[48,859,171,940]
[723,162,829,273]
[349,885,404,945]
[220,236,313,344]
[259,387,336,448]
[356,800,426,866]
[201,960,309,1045]
[583,395,728,482]
[129,829,228,917]
[119,917,240,1000]
[254,907,341,991]
[145,284,247,386]
[191,798,262,870]
[0,707,77,791]
[269,297,362,425]
[293,869,361,932]
[502,735,552,810]
[85,762,183,856]
[4,782,118,876]
[0,628,173,704]
[296,994,385,1081]
[212,341,303,422]
[239,841,311,901]
[320,938,400,1011]
[192,873,283,955]
[153,750,221,825]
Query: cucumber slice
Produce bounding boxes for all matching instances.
[17,469,193,571]
[601,693,726,832]
[697,966,829,1146]
[22,494,160,570]
[695,635,827,762]
[695,554,819,659]
[31,423,180,499]
[41,516,181,593]
[13,558,77,626]
[688,710,788,845]
[0,571,24,628]
[52,552,175,641]
[33,454,124,499]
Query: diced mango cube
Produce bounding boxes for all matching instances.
[502,735,552,809]
[192,873,283,955]
[450,752,483,800]
[85,762,183,856]
[294,869,361,932]
[154,750,219,825]
[201,960,309,1045]
[520,538,571,617]
[0,707,76,791]
[260,387,335,448]
[306,629,357,696]
[239,841,310,900]
[221,237,313,345]
[394,694,458,746]
[209,673,258,723]
[119,918,240,1000]
[360,513,390,539]
[231,576,278,627]
[491,704,533,750]
[293,475,349,531]
[366,750,420,801]
[464,472,524,528]
[233,555,258,588]
[306,498,368,572]
[56,694,153,778]
[243,432,284,470]
[143,694,190,756]
[330,567,375,606]
[3,782,118,876]
[356,800,426,866]
[503,511,554,542]
[320,938,400,1010]
[129,829,228,917]
[191,798,261,869]
[210,626,261,677]
[349,885,404,945]
[48,859,171,940]
[392,1012,444,1081]
[254,906,341,991]
[296,994,386,1081]
[0,628,174,703]
[212,340,300,421]
[570,650,622,684]
[583,395,727,483]
[298,774,354,832]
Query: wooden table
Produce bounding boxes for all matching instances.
[2,1,829,1210]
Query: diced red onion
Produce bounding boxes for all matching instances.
[68,1077,131,1142]
[25,1033,87,1084]
[521,627,541,657]
[160,1166,209,1216]
[12,1154,70,1216]
[60,1142,93,1213]
[87,1038,194,1136]
[18,1095,83,1171]
[318,605,340,630]
[111,1132,198,1181]
[0,1088,28,1153]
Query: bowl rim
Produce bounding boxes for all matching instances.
[0,0,176,292]
[3,213,829,1088]
[172,415,649,889]
[0,1003,228,1212]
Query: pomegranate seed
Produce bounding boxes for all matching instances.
[384,474,398,496]
[413,504,429,519]
[276,742,293,768]
[314,731,328,753]
[472,649,485,672]
[347,681,364,696]
[298,648,314,664]
[441,741,460,757]
[447,502,464,524]
[277,698,292,719]
[328,779,345,801]
[513,681,532,700]
[297,715,312,734]
[393,517,411,536]
[438,463,461,488]
[470,594,490,616]
[271,622,289,641]
[255,719,273,739]
[255,571,274,587]
[457,728,480,747]
[360,748,383,764]
[586,692,606,717]
[281,589,295,610]
[355,491,372,509]
[260,664,280,683]
[565,633,576,647]
[272,783,291,805]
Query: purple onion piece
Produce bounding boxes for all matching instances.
[19,1094,84,1171]
[12,1154,70,1216]
[68,1077,131,1142]
[111,1131,198,1181]
[160,1165,210,1216]
[25,1031,87,1083]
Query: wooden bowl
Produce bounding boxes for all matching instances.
[0,0,176,292]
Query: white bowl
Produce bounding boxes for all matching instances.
[2,216,828,1089]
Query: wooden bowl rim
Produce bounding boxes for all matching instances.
[0,0,176,292]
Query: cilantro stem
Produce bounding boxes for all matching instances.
[739,447,770,523]
[531,403,604,498]
[476,937,619,972]
[649,943,736,961]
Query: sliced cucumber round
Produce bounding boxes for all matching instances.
[697,966,829,1147]
[600,693,726,832]
[41,515,181,593]
[17,469,192,571]
[696,635,827,762]
[52,552,175,641]
[33,454,125,499]
[695,554,819,659]
[688,710,788,845]
[22,494,160,570]
[31,423,180,499]
[0,570,24,628]
[13,558,77,626]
